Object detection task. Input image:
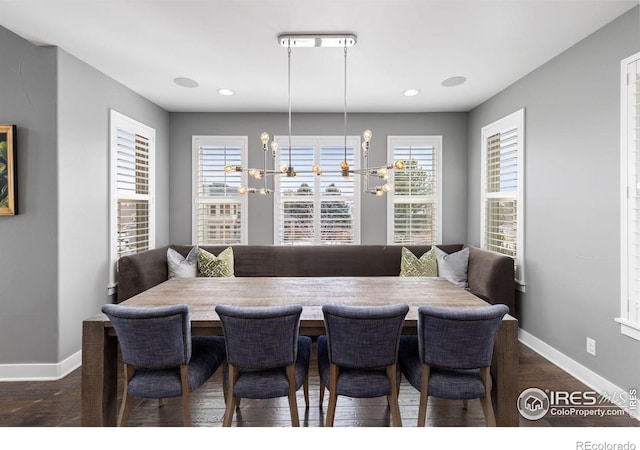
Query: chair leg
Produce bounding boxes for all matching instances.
[223,365,239,427]
[463,399,468,410]
[286,364,300,427]
[386,364,402,427]
[303,374,310,408]
[222,361,228,404]
[117,364,135,427]
[479,367,496,427]
[319,379,325,407]
[326,364,339,427]
[180,365,192,427]
[417,364,431,427]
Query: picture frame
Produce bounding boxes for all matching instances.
[0,124,17,216]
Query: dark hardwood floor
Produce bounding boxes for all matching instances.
[0,343,637,428]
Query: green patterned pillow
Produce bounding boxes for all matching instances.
[399,247,438,277]
[197,247,235,278]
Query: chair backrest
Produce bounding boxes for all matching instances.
[101,304,191,369]
[215,304,303,370]
[322,303,409,369]
[418,304,509,369]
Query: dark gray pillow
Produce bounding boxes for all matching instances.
[434,246,469,288]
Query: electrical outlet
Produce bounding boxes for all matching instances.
[586,337,596,356]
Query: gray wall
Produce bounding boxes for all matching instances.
[468,7,640,390]
[0,27,58,363]
[0,24,170,365]
[169,112,468,245]
[56,50,170,361]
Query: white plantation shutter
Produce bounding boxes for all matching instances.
[387,136,442,245]
[275,136,359,244]
[110,111,155,286]
[620,52,640,338]
[485,129,518,258]
[116,128,150,257]
[192,136,247,246]
[319,143,356,243]
[481,109,525,286]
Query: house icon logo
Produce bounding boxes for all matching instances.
[517,388,550,420]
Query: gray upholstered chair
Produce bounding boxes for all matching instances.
[101,303,226,426]
[215,304,311,427]
[398,304,509,426]
[318,303,409,427]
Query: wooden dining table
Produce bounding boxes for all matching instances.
[81,276,519,426]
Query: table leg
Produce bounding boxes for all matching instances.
[81,319,118,426]
[492,317,520,427]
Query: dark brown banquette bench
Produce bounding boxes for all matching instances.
[116,244,515,312]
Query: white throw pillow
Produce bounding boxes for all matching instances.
[167,247,198,279]
[434,246,469,288]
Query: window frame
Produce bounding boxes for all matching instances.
[480,108,525,290]
[109,110,156,288]
[618,51,640,341]
[273,135,361,245]
[386,135,443,245]
[191,135,248,246]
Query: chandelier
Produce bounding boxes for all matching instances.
[232,33,404,196]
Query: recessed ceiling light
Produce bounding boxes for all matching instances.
[403,89,420,97]
[217,88,235,96]
[441,76,467,87]
[173,77,199,88]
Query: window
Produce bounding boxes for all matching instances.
[387,136,442,245]
[619,51,640,340]
[274,136,360,244]
[192,136,248,245]
[480,109,525,288]
[109,110,155,286]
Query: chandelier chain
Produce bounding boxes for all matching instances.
[344,45,348,163]
[288,45,292,169]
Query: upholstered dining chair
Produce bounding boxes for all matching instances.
[101,303,226,426]
[398,304,509,427]
[318,303,409,427]
[215,304,312,427]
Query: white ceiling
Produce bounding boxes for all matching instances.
[0,0,637,113]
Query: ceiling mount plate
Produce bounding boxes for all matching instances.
[278,34,357,48]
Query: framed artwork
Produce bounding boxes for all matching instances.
[0,124,17,215]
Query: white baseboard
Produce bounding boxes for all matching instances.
[0,350,81,381]
[519,329,639,421]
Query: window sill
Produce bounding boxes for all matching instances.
[615,317,640,341]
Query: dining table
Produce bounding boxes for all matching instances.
[81,276,519,426]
